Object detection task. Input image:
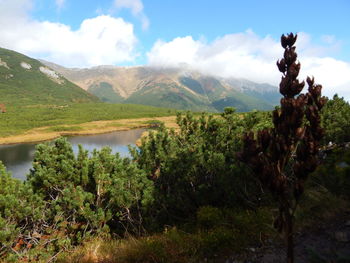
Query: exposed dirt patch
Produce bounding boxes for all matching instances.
[0,57,9,69]
[39,66,64,84]
[20,62,32,69]
[222,212,350,263]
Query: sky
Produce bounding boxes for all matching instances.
[0,0,349,100]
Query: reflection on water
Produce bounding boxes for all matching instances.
[0,129,145,180]
[0,144,36,181]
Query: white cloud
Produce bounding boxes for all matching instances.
[321,35,336,44]
[299,57,350,100]
[0,0,32,22]
[115,0,143,14]
[147,31,350,100]
[0,0,138,67]
[297,32,341,58]
[114,0,149,30]
[55,0,65,10]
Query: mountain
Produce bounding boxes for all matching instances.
[0,48,99,106]
[42,61,281,112]
[223,78,281,106]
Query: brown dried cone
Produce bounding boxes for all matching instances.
[238,33,327,263]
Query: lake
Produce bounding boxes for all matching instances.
[0,128,146,180]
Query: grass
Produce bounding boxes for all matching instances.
[44,125,84,132]
[295,186,349,229]
[0,103,178,137]
[55,187,347,263]
[59,193,345,263]
[56,207,273,263]
[87,82,124,103]
[3,183,348,263]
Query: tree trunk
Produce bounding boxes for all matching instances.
[286,211,294,263]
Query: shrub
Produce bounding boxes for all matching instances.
[131,110,268,226]
[28,138,154,238]
[0,163,43,261]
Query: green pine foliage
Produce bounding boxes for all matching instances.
[130,108,273,226]
[321,94,350,144]
[28,138,154,236]
[310,147,350,199]
[0,138,154,261]
[0,163,43,261]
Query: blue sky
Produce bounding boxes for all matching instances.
[0,0,349,99]
[31,0,350,63]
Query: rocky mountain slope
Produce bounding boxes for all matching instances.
[42,61,280,112]
[0,48,99,106]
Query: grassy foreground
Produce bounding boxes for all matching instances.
[55,190,349,263]
[0,103,178,143]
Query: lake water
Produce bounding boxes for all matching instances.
[0,128,146,180]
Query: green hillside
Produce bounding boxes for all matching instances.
[125,82,216,112]
[122,76,274,112]
[88,82,124,103]
[0,103,177,137]
[179,76,206,94]
[212,90,273,112]
[0,47,99,106]
[180,75,273,112]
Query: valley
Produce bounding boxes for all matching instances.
[0,24,349,263]
[0,47,278,144]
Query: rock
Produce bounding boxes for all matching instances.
[20,61,32,69]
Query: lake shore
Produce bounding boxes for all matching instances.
[0,116,177,145]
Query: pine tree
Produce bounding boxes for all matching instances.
[321,94,350,144]
[238,33,327,263]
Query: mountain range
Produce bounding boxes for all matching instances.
[41,61,281,112]
[0,46,281,112]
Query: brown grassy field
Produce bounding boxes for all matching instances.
[0,116,178,145]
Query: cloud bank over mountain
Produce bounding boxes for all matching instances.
[0,0,349,100]
[147,31,350,100]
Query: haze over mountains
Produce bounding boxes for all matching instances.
[42,60,281,112]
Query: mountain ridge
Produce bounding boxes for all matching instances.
[0,47,99,106]
[41,60,281,112]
